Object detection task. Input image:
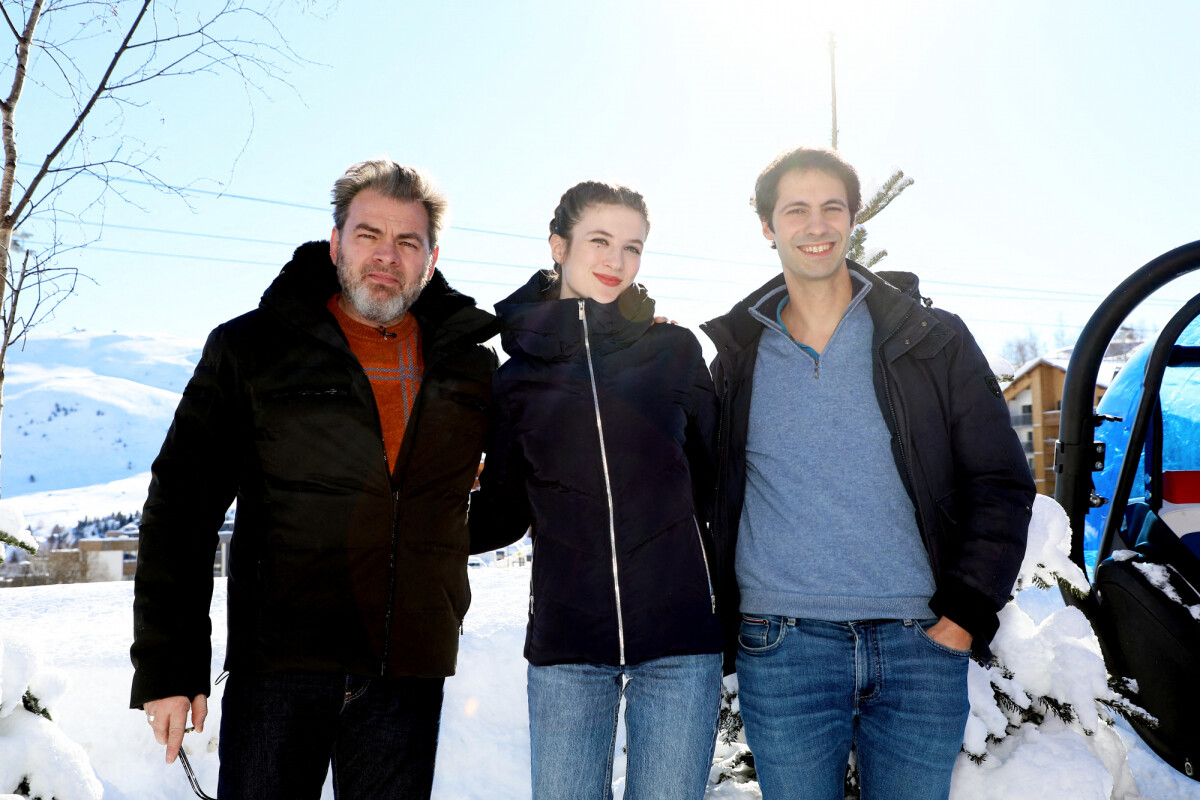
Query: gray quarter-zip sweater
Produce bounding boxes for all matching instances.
[735,274,937,621]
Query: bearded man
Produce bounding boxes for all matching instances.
[130,160,498,799]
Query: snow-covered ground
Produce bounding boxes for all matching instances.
[3,553,1200,799]
[0,570,533,800]
[3,331,1200,798]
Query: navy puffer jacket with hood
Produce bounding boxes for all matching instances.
[470,270,723,667]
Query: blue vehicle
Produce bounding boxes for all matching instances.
[1056,241,1200,780]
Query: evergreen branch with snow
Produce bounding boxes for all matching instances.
[0,508,35,554]
[853,170,913,226]
[22,689,51,721]
[847,225,868,263]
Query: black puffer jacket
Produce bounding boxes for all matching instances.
[131,242,498,707]
[470,270,723,667]
[702,263,1034,666]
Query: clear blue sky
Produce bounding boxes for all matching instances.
[18,0,1200,357]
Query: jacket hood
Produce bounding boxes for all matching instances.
[495,269,656,362]
[260,240,498,354]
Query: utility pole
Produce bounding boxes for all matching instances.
[829,32,839,150]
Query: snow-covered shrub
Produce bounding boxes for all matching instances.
[710,675,756,790]
[706,496,1156,799]
[953,495,1151,800]
[0,629,102,799]
[0,508,35,556]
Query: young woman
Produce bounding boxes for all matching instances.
[470,182,724,800]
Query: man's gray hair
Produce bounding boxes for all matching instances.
[331,160,448,249]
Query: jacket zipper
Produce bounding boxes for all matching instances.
[380,487,401,675]
[693,516,716,613]
[376,359,429,675]
[714,371,728,541]
[579,299,627,666]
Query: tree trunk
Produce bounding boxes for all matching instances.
[0,1,44,499]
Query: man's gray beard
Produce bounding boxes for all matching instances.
[337,253,429,324]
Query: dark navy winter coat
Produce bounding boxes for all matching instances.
[702,262,1035,668]
[470,270,724,667]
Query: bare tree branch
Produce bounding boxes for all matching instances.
[7,0,153,227]
[0,5,20,42]
[0,0,324,497]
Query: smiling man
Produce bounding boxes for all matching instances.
[702,147,1034,799]
[131,160,498,799]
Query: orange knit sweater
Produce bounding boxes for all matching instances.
[327,295,423,473]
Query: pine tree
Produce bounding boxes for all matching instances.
[710,677,757,786]
[847,170,913,268]
[828,34,914,269]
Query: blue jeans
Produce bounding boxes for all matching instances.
[736,617,969,800]
[527,653,723,800]
[217,670,444,800]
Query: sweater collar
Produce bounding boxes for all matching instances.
[703,260,925,354]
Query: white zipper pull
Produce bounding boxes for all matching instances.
[578,298,585,321]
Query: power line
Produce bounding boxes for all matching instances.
[21,164,783,268]
[24,237,1196,310]
[28,220,1194,306]
[22,240,750,288]
[70,221,296,246]
[16,164,1197,306]
[38,245,281,267]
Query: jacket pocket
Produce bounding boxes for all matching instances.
[260,386,351,402]
[908,324,953,360]
[443,389,489,414]
[693,517,716,614]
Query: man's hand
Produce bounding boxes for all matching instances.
[925,617,973,653]
[144,694,207,764]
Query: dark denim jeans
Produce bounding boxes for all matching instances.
[736,616,969,800]
[217,670,445,800]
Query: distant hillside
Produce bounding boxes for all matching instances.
[8,331,202,393]
[2,332,202,497]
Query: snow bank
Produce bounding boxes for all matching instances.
[0,629,102,799]
[955,495,1157,799]
[2,497,1199,798]
[1014,496,1090,595]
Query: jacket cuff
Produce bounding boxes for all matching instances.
[929,577,1002,647]
[130,661,212,709]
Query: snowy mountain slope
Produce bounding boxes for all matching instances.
[3,370,180,496]
[1,332,201,498]
[0,472,153,531]
[8,331,202,393]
